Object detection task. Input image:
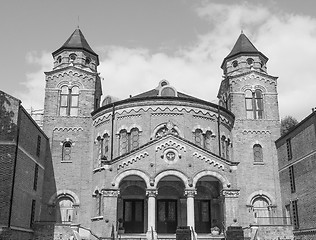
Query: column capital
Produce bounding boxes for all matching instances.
[221,189,240,198]
[101,189,120,197]
[184,189,197,198]
[146,189,158,197]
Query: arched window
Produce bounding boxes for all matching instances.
[62,141,72,161]
[155,124,179,138]
[253,144,263,162]
[119,129,128,155]
[194,129,203,147]
[130,128,139,151]
[59,86,79,116]
[204,131,212,151]
[93,191,103,217]
[245,89,264,119]
[252,197,270,224]
[56,197,74,223]
[221,136,226,159]
[119,128,140,156]
[226,139,230,160]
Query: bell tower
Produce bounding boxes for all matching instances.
[42,28,102,226]
[218,32,282,226]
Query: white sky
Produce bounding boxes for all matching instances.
[1,0,316,121]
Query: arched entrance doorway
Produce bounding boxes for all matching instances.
[118,175,147,233]
[156,175,185,234]
[195,176,223,233]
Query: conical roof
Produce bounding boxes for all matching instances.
[52,28,98,57]
[221,32,268,68]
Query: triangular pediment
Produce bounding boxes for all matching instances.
[110,133,238,171]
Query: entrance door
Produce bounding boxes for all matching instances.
[123,199,144,233]
[194,200,211,233]
[157,200,177,233]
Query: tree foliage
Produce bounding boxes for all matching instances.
[280,115,299,136]
[0,92,17,141]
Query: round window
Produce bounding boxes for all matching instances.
[69,54,77,61]
[85,57,91,65]
[232,60,238,68]
[247,58,254,65]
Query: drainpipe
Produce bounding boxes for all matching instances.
[110,103,115,160]
[8,101,22,227]
[217,104,221,157]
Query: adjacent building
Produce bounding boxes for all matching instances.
[0,91,48,239]
[276,110,316,240]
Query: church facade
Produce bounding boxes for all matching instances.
[39,29,283,239]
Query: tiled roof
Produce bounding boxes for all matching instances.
[222,33,268,67]
[130,89,198,100]
[52,28,97,56]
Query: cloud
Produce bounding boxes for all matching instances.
[18,2,316,121]
[16,51,53,110]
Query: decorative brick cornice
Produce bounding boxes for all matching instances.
[156,140,186,152]
[117,152,149,170]
[242,130,271,135]
[46,68,96,82]
[230,73,277,86]
[53,127,83,132]
[151,112,183,117]
[117,114,142,120]
[192,152,225,170]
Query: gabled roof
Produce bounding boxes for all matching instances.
[52,28,98,57]
[130,88,198,100]
[221,32,268,68]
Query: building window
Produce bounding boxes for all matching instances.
[119,128,140,155]
[286,138,292,160]
[33,164,39,191]
[221,136,227,159]
[94,191,103,217]
[36,135,41,157]
[245,89,264,119]
[119,129,128,155]
[62,141,72,161]
[194,129,203,147]
[30,200,36,228]
[56,197,74,223]
[69,53,77,61]
[97,134,110,166]
[130,128,139,151]
[253,144,263,162]
[247,58,254,65]
[57,56,62,64]
[289,165,296,193]
[59,86,79,116]
[291,200,299,229]
[204,131,213,151]
[252,197,270,225]
[155,125,179,138]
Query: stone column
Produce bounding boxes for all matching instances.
[221,189,240,227]
[102,189,120,237]
[184,189,197,231]
[146,189,158,239]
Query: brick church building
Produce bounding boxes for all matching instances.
[12,29,287,239]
